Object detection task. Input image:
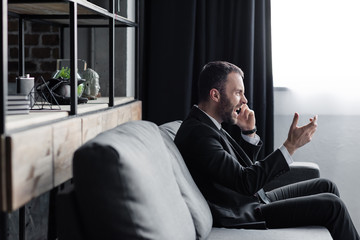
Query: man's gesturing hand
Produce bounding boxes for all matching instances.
[283,113,318,155]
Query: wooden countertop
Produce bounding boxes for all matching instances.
[6,97,134,132]
[1,98,142,211]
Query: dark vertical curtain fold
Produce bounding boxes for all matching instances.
[141,0,274,157]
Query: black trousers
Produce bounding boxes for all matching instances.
[260,178,359,240]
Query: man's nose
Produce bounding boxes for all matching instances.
[241,96,248,104]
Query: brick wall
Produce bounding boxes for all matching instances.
[8,17,60,83]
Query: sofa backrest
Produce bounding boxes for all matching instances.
[159,121,213,239]
[73,120,212,240]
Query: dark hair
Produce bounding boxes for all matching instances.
[197,61,244,103]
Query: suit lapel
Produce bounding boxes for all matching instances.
[221,129,253,167]
[189,106,253,167]
[218,129,237,159]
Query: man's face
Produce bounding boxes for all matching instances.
[218,72,248,124]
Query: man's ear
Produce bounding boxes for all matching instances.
[210,88,220,103]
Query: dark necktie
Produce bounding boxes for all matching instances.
[220,128,271,204]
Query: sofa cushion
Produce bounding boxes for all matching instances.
[208,226,332,240]
[160,121,213,239]
[73,120,196,240]
[159,120,182,140]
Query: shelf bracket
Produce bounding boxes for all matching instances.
[109,0,115,107]
[18,17,25,77]
[69,2,78,115]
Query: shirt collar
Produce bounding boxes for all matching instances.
[194,105,222,130]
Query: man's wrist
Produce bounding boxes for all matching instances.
[279,145,294,166]
[241,126,257,135]
[283,140,296,155]
[241,132,260,145]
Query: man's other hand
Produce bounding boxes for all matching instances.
[283,113,318,155]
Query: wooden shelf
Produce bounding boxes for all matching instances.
[6,97,134,133]
[1,99,142,211]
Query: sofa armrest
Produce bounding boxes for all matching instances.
[264,162,320,191]
[56,185,84,240]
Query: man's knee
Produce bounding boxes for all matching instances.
[316,178,340,197]
[320,193,345,213]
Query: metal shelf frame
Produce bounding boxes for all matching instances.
[2,0,139,131]
[0,1,8,239]
[1,1,140,239]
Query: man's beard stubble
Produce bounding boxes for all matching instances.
[219,94,236,125]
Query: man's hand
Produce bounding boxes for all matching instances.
[236,104,256,133]
[283,113,318,155]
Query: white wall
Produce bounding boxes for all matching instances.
[274,88,360,231]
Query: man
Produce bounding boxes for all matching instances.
[174,61,359,240]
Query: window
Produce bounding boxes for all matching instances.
[272,0,360,114]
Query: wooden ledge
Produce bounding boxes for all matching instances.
[1,100,141,211]
[6,97,134,133]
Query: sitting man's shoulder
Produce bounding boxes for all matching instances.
[175,118,219,146]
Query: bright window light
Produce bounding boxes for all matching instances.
[272,0,360,95]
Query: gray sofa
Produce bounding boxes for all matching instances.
[56,120,332,240]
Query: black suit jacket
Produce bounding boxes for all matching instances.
[174,106,290,228]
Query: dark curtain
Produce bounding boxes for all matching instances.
[140,0,274,158]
